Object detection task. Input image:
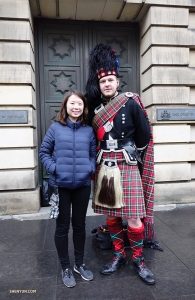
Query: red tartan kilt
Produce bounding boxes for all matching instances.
[92,151,146,219]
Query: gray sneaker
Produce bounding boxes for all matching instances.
[62,268,76,288]
[74,264,93,281]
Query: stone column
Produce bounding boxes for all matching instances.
[140,6,195,205]
[0,0,40,214]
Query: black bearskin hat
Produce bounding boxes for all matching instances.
[85,43,119,99]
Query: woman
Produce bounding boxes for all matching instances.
[39,90,96,288]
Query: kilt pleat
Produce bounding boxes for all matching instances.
[92,151,146,219]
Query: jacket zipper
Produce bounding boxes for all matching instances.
[72,124,76,189]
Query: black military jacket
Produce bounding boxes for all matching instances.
[102,95,150,150]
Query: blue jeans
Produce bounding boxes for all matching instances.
[49,184,91,270]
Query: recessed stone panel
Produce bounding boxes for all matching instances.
[189,12,195,29]
[153,125,190,143]
[191,125,195,141]
[138,0,195,8]
[191,163,195,179]
[0,168,37,190]
[0,188,40,215]
[0,64,35,89]
[189,50,195,67]
[140,6,188,38]
[141,67,195,91]
[141,86,190,107]
[154,144,195,163]
[0,86,36,108]
[154,181,195,205]
[190,88,195,105]
[0,20,34,50]
[0,149,37,169]
[0,128,37,148]
[141,47,189,74]
[154,163,191,182]
[141,27,195,55]
[0,42,35,70]
[0,0,33,28]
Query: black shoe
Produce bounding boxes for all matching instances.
[133,257,155,285]
[101,256,128,275]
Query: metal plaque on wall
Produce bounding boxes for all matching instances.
[0,110,28,124]
[157,108,195,121]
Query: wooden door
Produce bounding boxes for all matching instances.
[35,20,139,182]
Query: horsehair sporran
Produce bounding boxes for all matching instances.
[94,159,124,208]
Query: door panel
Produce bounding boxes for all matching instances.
[92,26,135,67]
[45,67,81,103]
[42,27,83,66]
[36,20,139,181]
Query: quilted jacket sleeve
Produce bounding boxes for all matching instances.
[89,128,97,174]
[39,124,56,175]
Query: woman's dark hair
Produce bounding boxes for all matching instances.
[57,90,88,125]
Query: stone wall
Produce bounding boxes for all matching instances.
[0,0,40,214]
[140,6,195,204]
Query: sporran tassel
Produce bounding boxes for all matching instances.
[98,170,109,204]
[107,171,116,207]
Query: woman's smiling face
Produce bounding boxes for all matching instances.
[66,95,84,122]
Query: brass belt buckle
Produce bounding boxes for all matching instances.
[106,139,118,149]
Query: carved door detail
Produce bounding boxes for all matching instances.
[37,21,139,180]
